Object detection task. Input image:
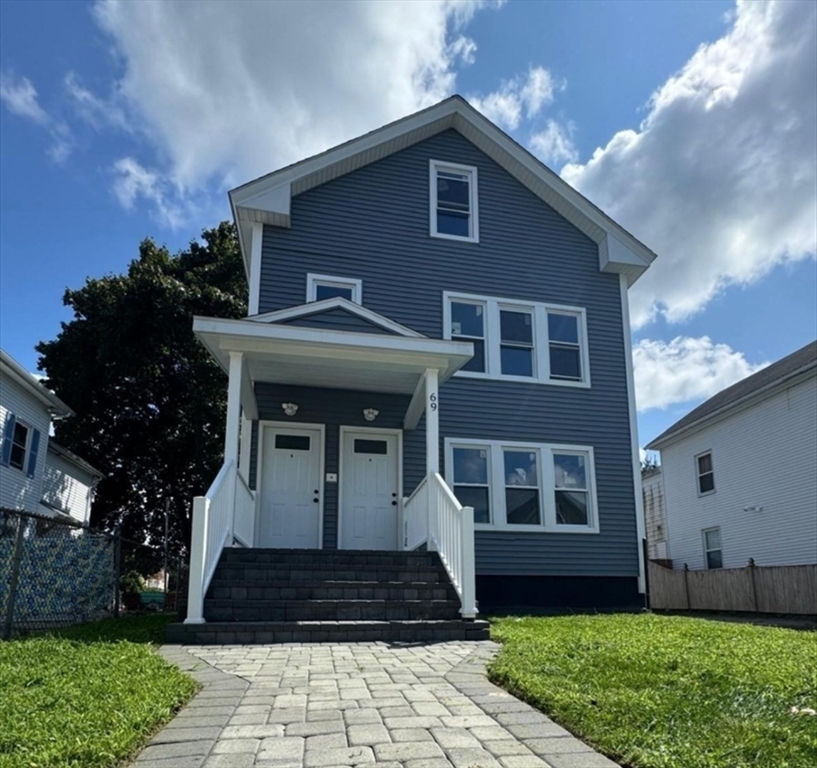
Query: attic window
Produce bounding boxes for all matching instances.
[307,274,362,304]
[430,161,478,242]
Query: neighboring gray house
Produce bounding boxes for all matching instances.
[172,97,657,643]
[1,349,101,525]
[647,341,817,571]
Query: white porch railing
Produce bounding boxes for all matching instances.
[402,472,477,619]
[401,475,429,551]
[185,459,253,624]
[234,471,256,547]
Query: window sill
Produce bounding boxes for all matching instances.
[430,231,479,244]
[453,370,590,388]
[697,489,716,498]
[475,523,600,534]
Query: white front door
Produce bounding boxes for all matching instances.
[258,426,322,548]
[340,430,400,550]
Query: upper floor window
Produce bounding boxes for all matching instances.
[9,420,30,471]
[430,161,479,242]
[444,292,590,387]
[1,411,40,478]
[445,438,599,533]
[696,451,715,495]
[703,527,722,569]
[306,273,362,304]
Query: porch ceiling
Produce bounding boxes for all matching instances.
[193,316,473,395]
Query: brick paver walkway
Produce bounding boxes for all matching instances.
[133,642,619,768]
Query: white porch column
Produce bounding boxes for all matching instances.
[225,351,243,463]
[425,368,439,475]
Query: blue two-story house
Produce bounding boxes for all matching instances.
[170,96,656,645]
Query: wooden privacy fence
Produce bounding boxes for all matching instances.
[648,559,817,615]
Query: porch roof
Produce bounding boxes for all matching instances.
[193,315,474,398]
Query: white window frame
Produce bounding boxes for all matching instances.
[8,419,31,472]
[443,291,591,387]
[696,450,715,496]
[430,160,479,243]
[444,438,599,533]
[702,526,723,569]
[450,443,493,525]
[306,273,362,304]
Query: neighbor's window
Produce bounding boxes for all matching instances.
[703,527,722,569]
[430,161,478,242]
[553,452,590,526]
[306,273,362,304]
[697,452,715,495]
[450,301,486,373]
[444,293,590,386]
[446,440,598,532]
[9,421,29,471]
[452,446,491,524]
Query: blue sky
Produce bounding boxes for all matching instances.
[1,0,815,450]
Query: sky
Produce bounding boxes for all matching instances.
[0,0,815,451]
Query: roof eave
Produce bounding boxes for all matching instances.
[0,351,74,417]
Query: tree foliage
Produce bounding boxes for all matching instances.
[36,222,246,552]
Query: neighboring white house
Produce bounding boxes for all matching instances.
[39,441,104,526]
[647,340,817,570]
[1,349,102,524]
[642,466,667,561]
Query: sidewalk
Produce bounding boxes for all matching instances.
[133,641,620,768]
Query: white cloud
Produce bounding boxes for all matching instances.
[86,0,502,224]
[563,0,817,328]
[633,335,768,411]
[530,119,578,166]
[112,157,184,229]
[64,71,128,130]
[468,66,559,129]
[0,72,48,124]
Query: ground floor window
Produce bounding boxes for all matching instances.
[445,438,599,533]
[703,527,723,569]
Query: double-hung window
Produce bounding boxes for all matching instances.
[445,439,599,533]
[696,451,715,495]
[703,527,722,569]
[307,273,362,304]
[444,292,590,386]
[9,421,30,471]
[430,161,478,242]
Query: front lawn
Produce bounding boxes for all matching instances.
[489,613,817,768]
[0,614,198,768]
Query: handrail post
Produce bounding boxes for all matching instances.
[426,478,436,551]
[184,496,208,624]
[459,505,477,618]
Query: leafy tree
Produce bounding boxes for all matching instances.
[37,222,246,553]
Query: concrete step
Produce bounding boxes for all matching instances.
[210,564,449,584]
[203,598,462,622]
[206,580,458,602]
[219,548,439,568]
[166,619,490,645]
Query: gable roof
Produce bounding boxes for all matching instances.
[230,95,657,287]
[0,349,73,417]
[248,297,426,338]
[647,340,817,449]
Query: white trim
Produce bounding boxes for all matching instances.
[228,96,656,286]
[338,425,403,550]
[0,350,73,417]
[444,437,600,534]
[248,222,262,316]
[306,273,363,305]
[443,291,591,387]
[246,297,425,338]
[429,160,479,243]
[620,275,646,594]
[256,421,326,549]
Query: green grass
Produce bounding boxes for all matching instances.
[0,614,198,768]
[489,613,817,768]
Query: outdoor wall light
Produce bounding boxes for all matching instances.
[363,408,379,422]
[281,403,299,417]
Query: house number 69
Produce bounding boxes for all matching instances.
[429,393,438,411]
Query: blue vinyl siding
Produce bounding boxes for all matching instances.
[255,129,638,578]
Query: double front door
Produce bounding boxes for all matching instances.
[258,425,399,550]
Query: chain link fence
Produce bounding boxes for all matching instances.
[0,507,185,639]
